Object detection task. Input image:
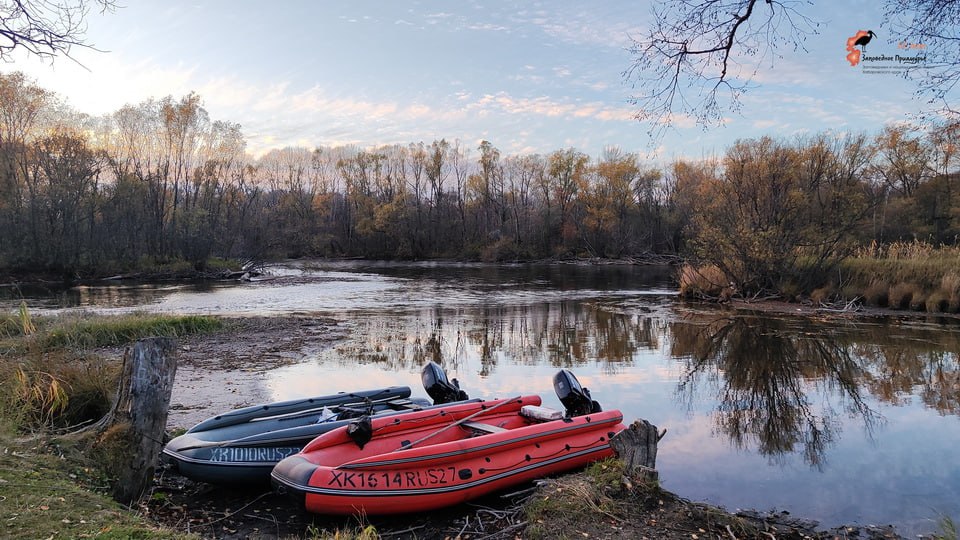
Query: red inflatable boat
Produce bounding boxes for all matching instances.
[271,370,626,515]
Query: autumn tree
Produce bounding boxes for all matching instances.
[664,158,720,254]
[503,153,544,253]
[691,136,875,296]
[0,71,53,267]
[546,148,589,252]
[472,140,505,241]
[30,129,105,271]
[584,147,642,257]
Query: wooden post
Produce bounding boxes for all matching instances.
[609,419,663,484]
[96,337,177,505]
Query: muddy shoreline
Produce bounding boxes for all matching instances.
[139,312,919,539]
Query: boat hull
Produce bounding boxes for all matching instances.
[162,386,427,485]
[271,397,625,514]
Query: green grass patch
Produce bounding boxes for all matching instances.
[0,433,196,539]
[39,314,222,350]
[1,313,222,355]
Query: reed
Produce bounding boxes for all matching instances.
[838,244,960,312]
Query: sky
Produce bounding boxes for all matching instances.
[2,0,950,162]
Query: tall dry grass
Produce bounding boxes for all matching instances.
[1,311,221,431]
[839,241,960,313]
[678,264,732,299]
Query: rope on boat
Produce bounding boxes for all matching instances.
[395,396,523,452]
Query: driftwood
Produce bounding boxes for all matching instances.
[96,337,177,505]
[609,419,664,484]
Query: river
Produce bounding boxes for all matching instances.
[5,260,959,536]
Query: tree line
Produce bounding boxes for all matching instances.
[0,71,957,284]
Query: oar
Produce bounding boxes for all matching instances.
[396,396,522,451]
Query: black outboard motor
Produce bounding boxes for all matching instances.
[553,369,602,418]
[421,361,469,404]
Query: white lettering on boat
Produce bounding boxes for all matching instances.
[209,447,301,463]
[326,466,458,489]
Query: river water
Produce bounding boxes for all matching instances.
[6,260,959,536]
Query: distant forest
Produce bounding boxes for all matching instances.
[1,71,958,280]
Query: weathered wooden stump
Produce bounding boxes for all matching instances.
[609,419,664,484]
[95,337,177,505]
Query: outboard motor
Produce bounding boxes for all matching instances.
[553,369,602,418]
[421,361,469,404]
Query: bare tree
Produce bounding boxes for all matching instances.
[884,0,960,117]
[1,0,116,62]
[624,0,820,136]
[625,0,959,135]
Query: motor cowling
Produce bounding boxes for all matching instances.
[421,361,469,404]
[553,369,602,418]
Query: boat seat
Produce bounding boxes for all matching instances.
[387,399,423,410]
[461,421,507,434]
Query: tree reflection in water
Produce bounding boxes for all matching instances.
[324,300,959,470]
[333,302,665,376]
[671,315,883,468]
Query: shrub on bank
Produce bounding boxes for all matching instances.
[863,280,890,307]
[927,291,950,313]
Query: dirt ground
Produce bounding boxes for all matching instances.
[140,314,913,540]
[165,315,348,429]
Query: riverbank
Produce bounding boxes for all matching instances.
[2,311,950,538]
[142,314,924,539]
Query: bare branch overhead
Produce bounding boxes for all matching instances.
[0,0,117,63]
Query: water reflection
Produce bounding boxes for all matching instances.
[0,281,225,310]
[329,301,672,378]
[322,301,960,473]
[851,324,960,415]
[671,315,883,468]
[296,301,960,534]
[7,261,960,533]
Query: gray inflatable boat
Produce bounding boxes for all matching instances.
[162,362,470,485]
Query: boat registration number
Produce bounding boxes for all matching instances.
[209,447,301,463]
[327,466,459,489]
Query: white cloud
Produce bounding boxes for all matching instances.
[465,91,635,123]
[753,119,779,129]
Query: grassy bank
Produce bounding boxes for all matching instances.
[0,311,225,538]
[679,241,960,313]
[839,242,960,312]
[0,309,221,431]
[0,432,195,539]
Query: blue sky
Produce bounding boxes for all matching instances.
[3,1,947,161]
